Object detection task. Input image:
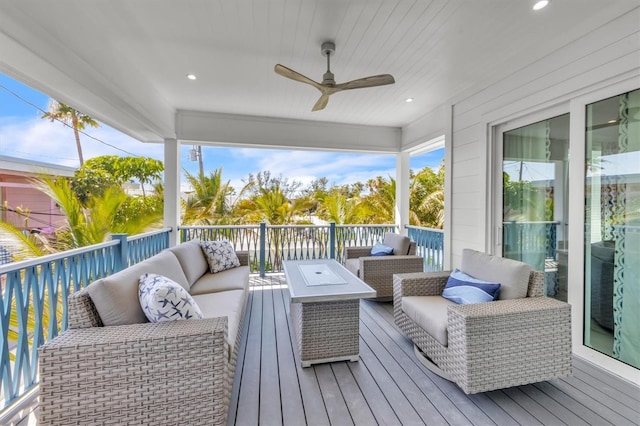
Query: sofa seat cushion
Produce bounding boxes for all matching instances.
[167,239,209,288]
[345,258,360,277]
[461,249,531,300]
[402,295,456,346]
[189,266,250,295]
[192,289,247,358]
[87,251,190,326]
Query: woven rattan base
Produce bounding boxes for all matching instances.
[291,299,360,367]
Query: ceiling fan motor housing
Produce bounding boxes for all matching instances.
[321,41,335,56]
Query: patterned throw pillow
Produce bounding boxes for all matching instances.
[370,243,394,256]
[139,273,203,322]
[442,269,501,305]
[200,240,241,273]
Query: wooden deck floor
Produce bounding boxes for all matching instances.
[11,274,640,426]
[228,274,640,426]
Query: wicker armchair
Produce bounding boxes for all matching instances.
[394,250,572,394]
[345,233,424,300]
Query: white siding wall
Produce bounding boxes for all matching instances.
[448,8,640,269]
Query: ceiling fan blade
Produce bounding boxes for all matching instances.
[312,94,330,111]
[336,74,395,91]
[275,64,321,90]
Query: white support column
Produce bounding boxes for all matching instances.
[164,138,181,247]
[395,152,410,235]
[443,104,453,270]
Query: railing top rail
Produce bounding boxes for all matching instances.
[126,227,172,242]
[0,239,120,274]
[335,224,396,228]
[405,225,444,234]
[179,225,261,230]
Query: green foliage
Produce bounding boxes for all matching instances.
[71,155,164,202]
[182,168,234,225]
[316,188,367,224]
[409,161,445,228]
[359,176,396,223]
[33,176,161,250]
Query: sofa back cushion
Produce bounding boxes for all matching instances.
[87,251,189,326]
[168,239,209,287]
[460,249,531,300]
[383,233,411,255]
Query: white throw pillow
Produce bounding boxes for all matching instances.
[139,273,203,322]
[200,240,241,273]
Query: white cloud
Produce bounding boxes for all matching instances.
[0,117,163,168]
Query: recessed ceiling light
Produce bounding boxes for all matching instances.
[186,74,197,80]
[532,0,549,10]
[405,98,414,103]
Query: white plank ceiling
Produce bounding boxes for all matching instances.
[0,0,638,144]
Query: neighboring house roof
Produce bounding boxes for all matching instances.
[0,155,76,177]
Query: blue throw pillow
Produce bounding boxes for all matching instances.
[371,243,394,256]
[442,269,501,304]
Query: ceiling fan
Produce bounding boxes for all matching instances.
[274,41,395,112]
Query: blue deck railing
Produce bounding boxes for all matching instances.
[0,224,444,414]
[406,225,445,271]
[0,228,171,412]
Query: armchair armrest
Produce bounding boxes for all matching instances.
[236,250,249,266]
[393,271,451,297]
[446,297,572,393]
[39,318,231,425]
[345,246,373,259]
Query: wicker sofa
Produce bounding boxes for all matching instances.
[394,249,572,394]
[38,239,250,426]
[345,232,424,300]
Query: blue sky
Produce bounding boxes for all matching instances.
[0,73,443,192]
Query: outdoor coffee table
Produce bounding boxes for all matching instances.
[283,259,376,367]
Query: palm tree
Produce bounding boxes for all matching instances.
[41,101,99,166]
[182,169,233,225]
[317,189,366,225]
[33,176,161,250]
[360,176,396,223]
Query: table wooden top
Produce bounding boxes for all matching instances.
[283,259,376,303]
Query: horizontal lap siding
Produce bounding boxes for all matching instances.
[449,8,640,265]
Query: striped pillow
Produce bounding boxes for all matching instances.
[442,269,501,304]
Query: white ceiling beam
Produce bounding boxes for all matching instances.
[176,111,402,153]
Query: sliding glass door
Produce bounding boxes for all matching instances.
[501,114,569,301]
[585,88,639,369]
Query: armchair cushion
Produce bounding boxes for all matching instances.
[383,233,411,255]
[442,269,501,304]
[371,243,394,256]
[139,273,203,322]
[402,296,455,346]
[461,249,531,300]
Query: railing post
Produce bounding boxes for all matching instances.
[259,222,266,277]
[329,222,336,259]
[111,234,128,271]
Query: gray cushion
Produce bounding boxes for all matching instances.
[192,289,247,359]
[402,296,455,346]
[190,265,250,295]
[87,251,190,326]
[345,258,360,277]
[167,239,208,287]
[383,233,411,255]
[461,249,531,300]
